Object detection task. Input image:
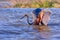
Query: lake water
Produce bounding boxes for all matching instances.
[0,8,60,40]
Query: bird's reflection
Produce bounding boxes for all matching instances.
[33,25,51,38]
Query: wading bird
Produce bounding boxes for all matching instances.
[20,8,52,25]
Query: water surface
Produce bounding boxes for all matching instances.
[0,8,60,40]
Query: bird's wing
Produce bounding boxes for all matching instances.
[42,13,51,25]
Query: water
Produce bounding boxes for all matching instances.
[0,8,60,40]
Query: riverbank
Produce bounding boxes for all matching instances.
[0,0,60,8]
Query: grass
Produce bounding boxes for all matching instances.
[14,1,54,8]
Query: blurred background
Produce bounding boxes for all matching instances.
[0,0,60,8]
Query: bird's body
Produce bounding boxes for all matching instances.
[20,8,52,25]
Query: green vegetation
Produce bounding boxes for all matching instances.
[41,1,54,8]
[14,3,22,7]
[14,1,54,8]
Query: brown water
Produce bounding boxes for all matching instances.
[0,8,60,40]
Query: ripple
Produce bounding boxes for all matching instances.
[0,8,59,40]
